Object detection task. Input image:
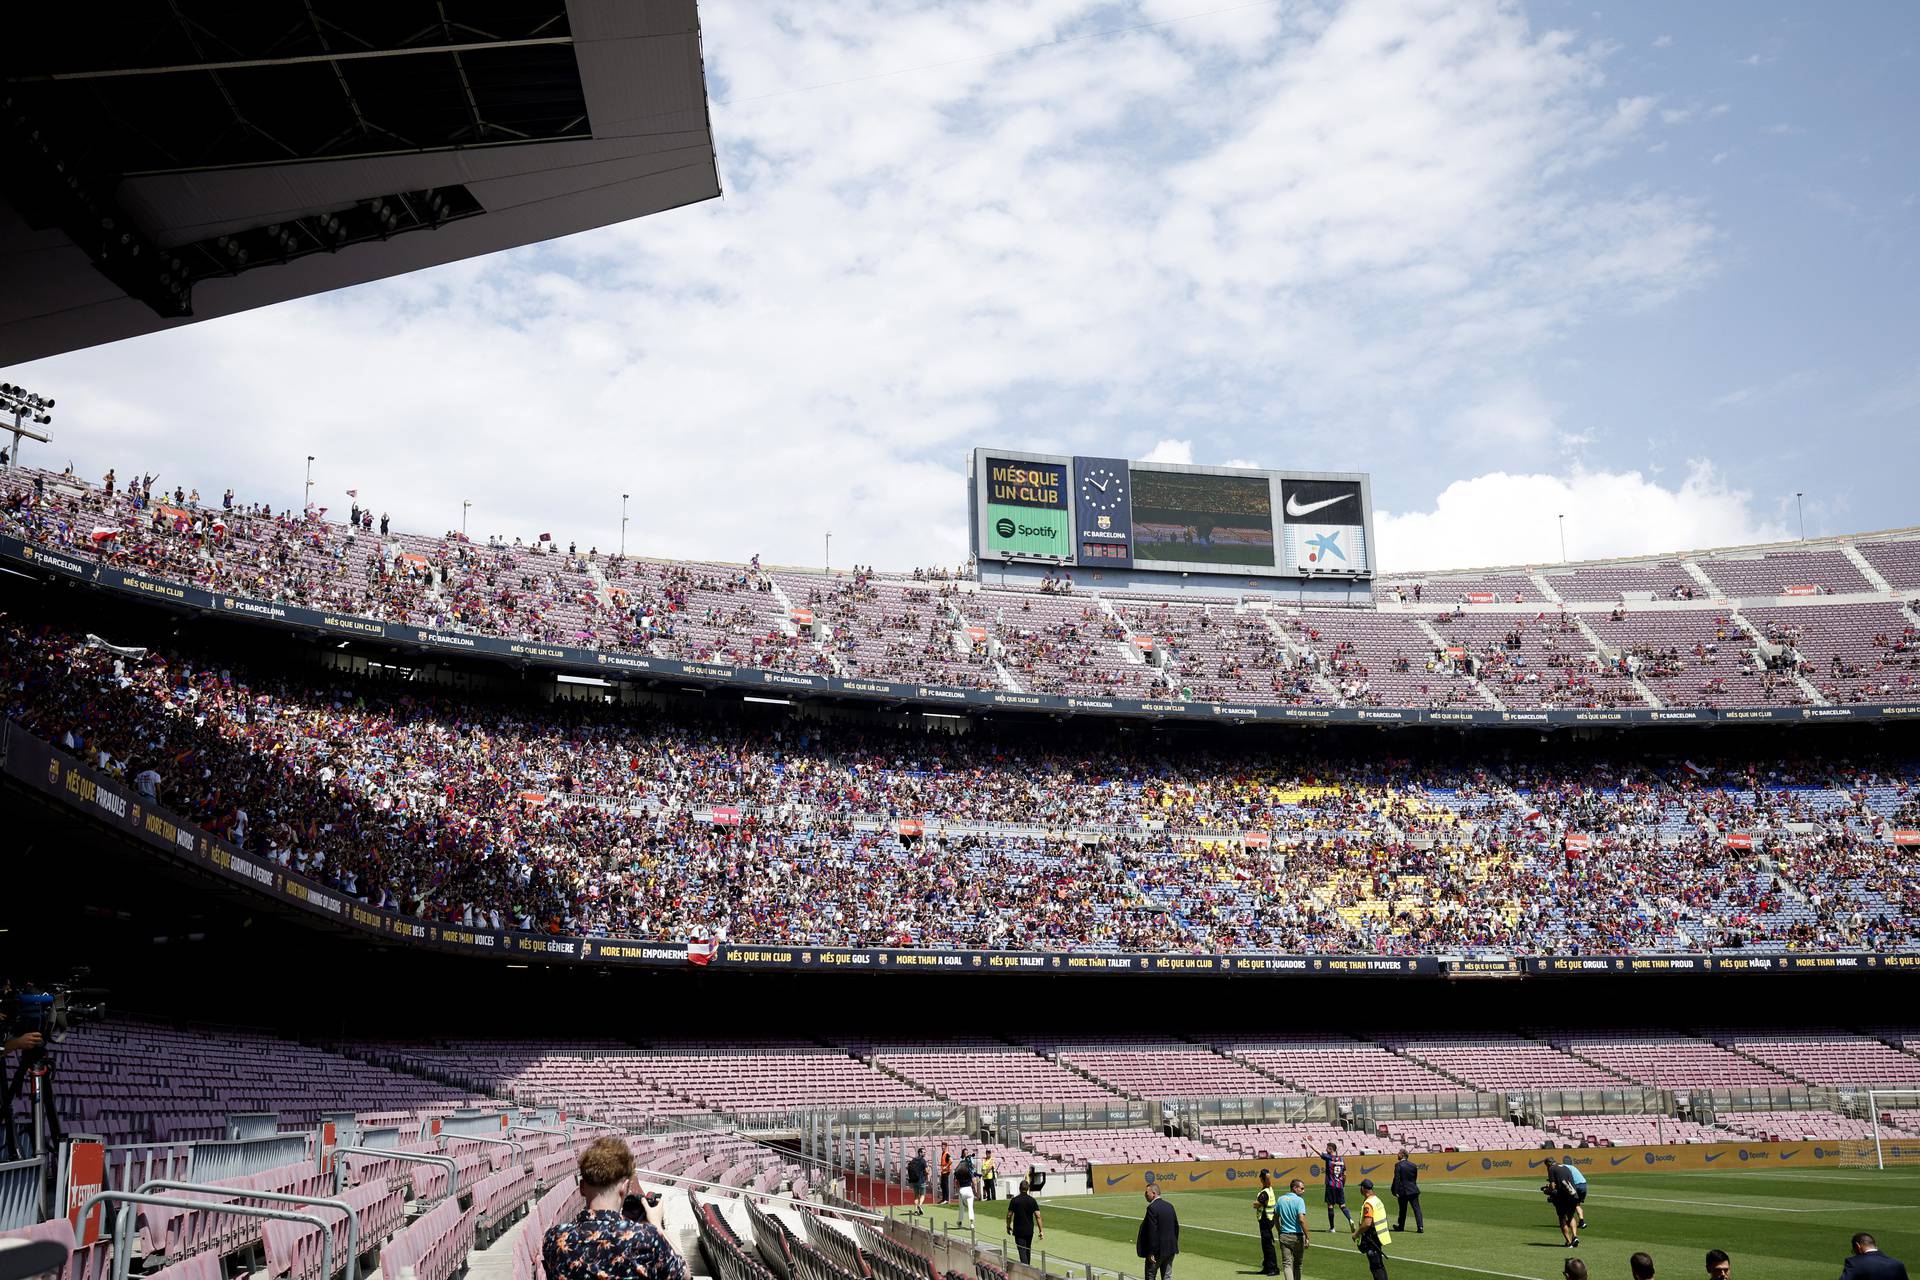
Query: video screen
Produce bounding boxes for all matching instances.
[1129,469,1275,567]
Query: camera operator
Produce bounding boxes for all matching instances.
[543,1137,687,1280]
[1,980,44,1059]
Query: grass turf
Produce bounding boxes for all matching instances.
[904,1170,1920,1280]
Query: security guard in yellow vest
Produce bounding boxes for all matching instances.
[1256,1169,1280,1275]
[1353,1178,1392,1280]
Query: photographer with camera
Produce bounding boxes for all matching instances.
[0,980,38,1058]
[543,1137,687,1280]
[1541,1157,1580,1249]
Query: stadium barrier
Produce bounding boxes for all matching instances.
[11,720,1920,979]
[9,533,1920,728]
[1086,1142,1864,1192]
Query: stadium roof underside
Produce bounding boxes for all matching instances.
[1,0,720,362]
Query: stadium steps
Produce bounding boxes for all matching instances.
[1528,571,1564,604]
[1258,613,1340,699]
[1094,595,1173,689]
[1693,1029,1822,1086]
[583,560,618,611]
[1901,603,1920,634]
[769,575,849,676]
[1724,611,1827,704]
[1565,614,1664,708]
[1681,559,1725,598]
[1410,616,1505,709]
[1214,1046,1320,1094]
[1382,1044,1477,1093]
[1841,543,1895,592]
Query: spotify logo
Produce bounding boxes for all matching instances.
[995,518,1016,538]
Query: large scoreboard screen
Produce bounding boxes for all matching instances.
[969,449,1372,579]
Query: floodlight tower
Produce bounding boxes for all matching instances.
[0,383,55,468]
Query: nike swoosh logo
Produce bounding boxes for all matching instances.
[1360,1166,1380,1176]
[1106,1176,1127,1186]
[1189,1173,1207,1182]
[1445,1161,1468,1172]
[1703,1152,1722,1162]
[1286,493,1353,518]
[1611,1156,1631,1166]
[1780,1149,1800,1159]
[1528,1160,1545,1169]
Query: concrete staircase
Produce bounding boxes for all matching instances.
[1411,616,1505,709]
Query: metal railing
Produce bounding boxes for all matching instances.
[77,1190,334,1280]
[135,1179,361,1280]
[887,1205,1140,1280]
[437,1132,524,1165]
[330,1146,459,1205]
[0,1156,43,1231]
[187,1134,312,1183]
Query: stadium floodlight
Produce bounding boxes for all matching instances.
[620,494,630,557]
[1796,492,1806,541]
[0,380,56,468]
[304,456,315,512]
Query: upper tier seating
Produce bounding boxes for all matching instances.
[9,463,1918,710]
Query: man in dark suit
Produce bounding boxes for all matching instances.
[1391,1150,1423,1233]
[1840,1233,1908,1280]
[1137,1183,1180,1280]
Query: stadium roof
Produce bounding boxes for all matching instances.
[1,0,720,363]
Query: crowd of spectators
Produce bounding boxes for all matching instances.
[4,598,1917,956]
[8,464,1920,710]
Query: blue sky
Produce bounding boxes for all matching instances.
[12,0,1919,573]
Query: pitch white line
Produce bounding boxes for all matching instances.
[1037,1201,1552,1280]
[1430,1182,1901,1214]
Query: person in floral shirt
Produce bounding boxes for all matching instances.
[543,1138,686,1280]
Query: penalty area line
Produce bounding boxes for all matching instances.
[1040,1202,1551,1280]
[1428,1182,1909,1213]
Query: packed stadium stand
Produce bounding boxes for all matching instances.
[4,584,1918,956]
[5,465,1920,709]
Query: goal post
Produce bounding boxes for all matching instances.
[1833,1090,1920,1170]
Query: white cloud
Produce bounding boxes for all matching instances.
[1373,462,1790,574]
[1710,369,1817,409]
[1139,439,1196,465]
[1450,384,1558,451]
[16,0,1721,573]
[1652,34,1673,49]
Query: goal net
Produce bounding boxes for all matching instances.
[1829,1090,1920,1169]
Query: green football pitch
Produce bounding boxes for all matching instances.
[905,1170,1920,1280]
